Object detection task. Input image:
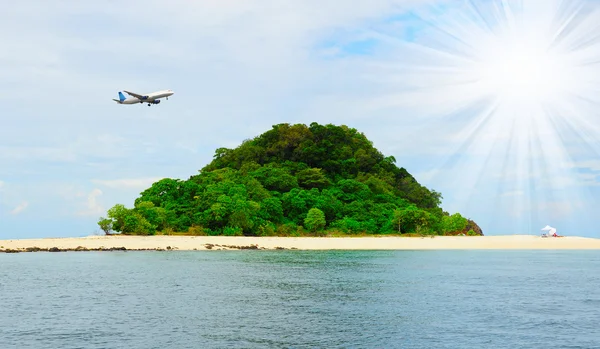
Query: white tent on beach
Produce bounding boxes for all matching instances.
[541,225,557,237]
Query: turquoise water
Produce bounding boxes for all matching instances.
[1,250,599,348]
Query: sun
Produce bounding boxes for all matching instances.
[473,21,571,106]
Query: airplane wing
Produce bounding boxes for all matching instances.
[123,90,147,99]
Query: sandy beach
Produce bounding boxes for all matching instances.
[2,235,600,252]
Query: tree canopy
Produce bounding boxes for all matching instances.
[99,123,482,236]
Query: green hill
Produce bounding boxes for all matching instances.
[98,123,482,237]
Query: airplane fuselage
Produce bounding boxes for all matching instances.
[138,90,174,101]
[115,98,143,104]
[113,89,174,105]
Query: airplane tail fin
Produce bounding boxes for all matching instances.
[118,91,126,102]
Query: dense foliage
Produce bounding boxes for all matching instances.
[99,123,481,236]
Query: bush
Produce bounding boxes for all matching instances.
[203,228,220,236]
[441,213,468,234]
[331,217,362,234]
[257,223,277,237]
[304,208,326,232]
[393,205,439,234]
[222,226,244,236]
[186,226,207,236]
[277,222,300,236]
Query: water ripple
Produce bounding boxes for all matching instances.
[0,250,599,348]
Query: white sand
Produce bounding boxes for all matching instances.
[2,235,600,251]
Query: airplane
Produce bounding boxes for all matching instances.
[113,89,174,106]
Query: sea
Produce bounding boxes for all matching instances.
[1,250,599,348]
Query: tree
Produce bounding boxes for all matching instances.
[122,212,155,235]
[97,217,113,235]
[393,205,439,234]
[250,164,298,192]
[304,208,326,232]
[297,168,331,189]
[101,203,157,235]
[106,204,129,232]
[441,213,468,234]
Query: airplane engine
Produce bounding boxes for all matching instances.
[152,100,161,104]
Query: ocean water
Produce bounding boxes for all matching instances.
[1,250,599,348]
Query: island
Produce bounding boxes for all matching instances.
[4,122,599,253]
[98,122,482,237]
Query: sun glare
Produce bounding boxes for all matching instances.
[474,24,570,105]
[389,0,600,233]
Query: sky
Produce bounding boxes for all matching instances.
[1,0,600,239]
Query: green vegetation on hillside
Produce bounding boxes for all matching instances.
[98,123,482,236]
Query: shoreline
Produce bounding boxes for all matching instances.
[2,235,600,252]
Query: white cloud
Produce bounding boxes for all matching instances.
[10,201,29,215]
[0,180,4,190]
[1,0,600,238]
[91,177,163,189]
[0,146,77,163]
[77,189,104,217]
[413,168,441,184]
[575,160,600,172]
[535,200,585,221]
[501,191,524,197]
[566,161,600,186]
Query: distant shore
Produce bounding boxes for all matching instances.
[2,235,600,252]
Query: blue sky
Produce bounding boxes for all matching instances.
[1,0,600,239]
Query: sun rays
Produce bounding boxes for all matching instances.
[386,0,600,233]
